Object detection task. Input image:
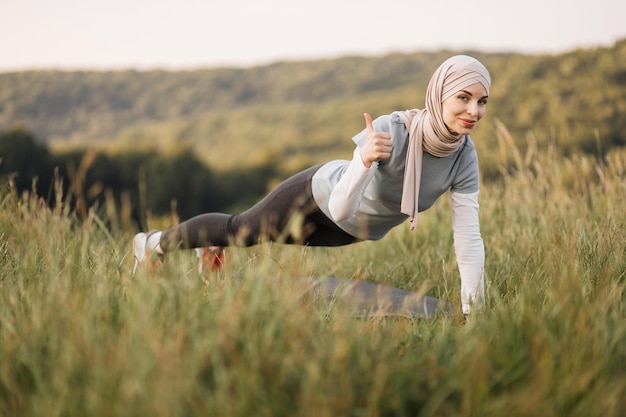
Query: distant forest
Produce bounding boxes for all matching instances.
[1,40,625,225]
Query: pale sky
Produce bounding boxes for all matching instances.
[1,0,624,71]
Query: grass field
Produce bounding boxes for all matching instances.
[1,139,625,416]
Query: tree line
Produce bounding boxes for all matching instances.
[0,127,279,228]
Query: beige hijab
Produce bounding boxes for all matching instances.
[397,55,491,230]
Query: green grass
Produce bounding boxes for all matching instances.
[1,142,625,416]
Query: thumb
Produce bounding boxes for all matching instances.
[363,113,374,133]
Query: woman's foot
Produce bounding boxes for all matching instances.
[132,230,164,275]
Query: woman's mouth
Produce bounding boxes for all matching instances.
[460,119,477,128]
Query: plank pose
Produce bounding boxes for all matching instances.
[133,55,490,315]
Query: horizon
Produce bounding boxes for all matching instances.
[1,0,624,73]
[0,40,623,74]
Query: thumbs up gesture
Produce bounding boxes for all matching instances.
[359,113,392,168]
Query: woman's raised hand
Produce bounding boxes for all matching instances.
[359,113,392,168]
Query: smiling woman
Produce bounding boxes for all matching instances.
[443,85,489,135]
[132,55,492,316]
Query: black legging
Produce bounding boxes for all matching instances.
[161,164,360,251]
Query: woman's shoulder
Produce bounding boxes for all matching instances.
[455,136,479,171]
[388,111,401,121]
[385,112,411,139]
[461,135,477,154]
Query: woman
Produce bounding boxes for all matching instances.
[133,55,490,315]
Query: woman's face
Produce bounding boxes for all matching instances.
[442,82,489,135]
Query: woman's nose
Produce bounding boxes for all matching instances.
[466,101,478,117]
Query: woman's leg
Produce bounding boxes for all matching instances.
[160,164,358,251]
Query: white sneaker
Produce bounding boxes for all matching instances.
[133,230,164,275]
[195,246,225,283]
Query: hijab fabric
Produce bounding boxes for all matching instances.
[397,55,491,230]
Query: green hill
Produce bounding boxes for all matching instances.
[2,40,625,173]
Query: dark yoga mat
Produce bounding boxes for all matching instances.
[296,276,459,319]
